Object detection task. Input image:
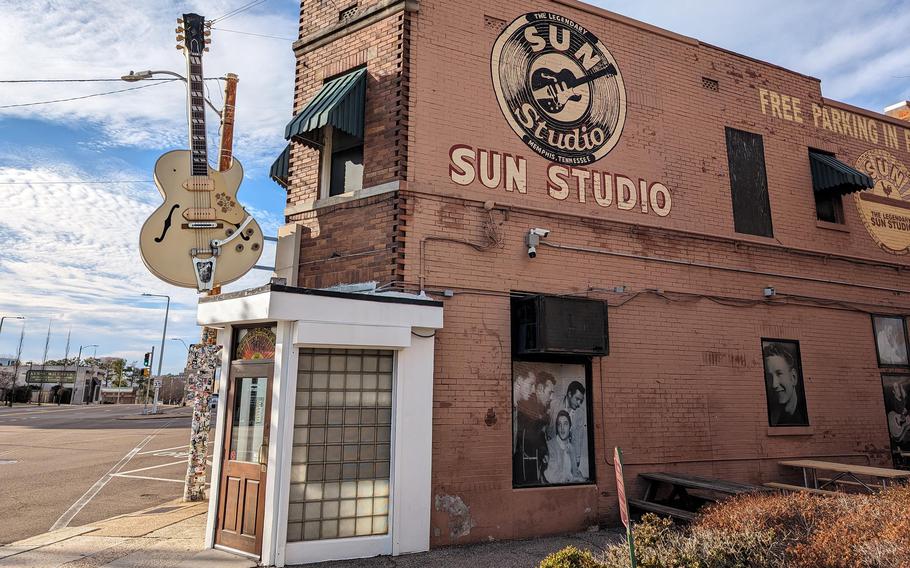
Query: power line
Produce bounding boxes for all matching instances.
[211,27,295,41]
[0,180,155,185]
[211,0,269,24]
[0,78,224,84]
[0,81,173,110]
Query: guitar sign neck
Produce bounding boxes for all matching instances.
[182,13,210,177]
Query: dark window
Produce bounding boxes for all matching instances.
[815,191,844,223]
[725,127,773,237]
[329,145,364,197]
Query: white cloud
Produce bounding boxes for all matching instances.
[0,1,297,168]
[0,161,278,373]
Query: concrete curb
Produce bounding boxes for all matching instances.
[0,526,99,560]
[116,408,194,421]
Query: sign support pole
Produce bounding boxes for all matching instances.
[614,447,637,568]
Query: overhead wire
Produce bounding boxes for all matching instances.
[210,27,295,41]
[0,180,155,185]
[210,0,269,24]
[0,81,174,109]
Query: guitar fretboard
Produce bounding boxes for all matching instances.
[187,53,208,177]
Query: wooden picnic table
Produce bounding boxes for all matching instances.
[779,459,910,492]
[630,472,769,521]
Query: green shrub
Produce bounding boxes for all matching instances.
[540,545,603,568]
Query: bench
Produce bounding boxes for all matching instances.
[628,498,697,521]
[763,482,839,496]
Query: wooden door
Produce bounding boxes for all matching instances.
[215,362,273,556]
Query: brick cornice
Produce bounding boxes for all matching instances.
[293,0,418,55]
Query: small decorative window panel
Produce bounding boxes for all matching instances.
[288,348,394,542]
[234,326,277,360]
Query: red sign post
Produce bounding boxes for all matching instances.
[614,447,637,568]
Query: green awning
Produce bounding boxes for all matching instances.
[809,151,874,196]
[284,67,366,148]
[270,144,290,189]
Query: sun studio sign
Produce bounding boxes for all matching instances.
[491,12,627,166]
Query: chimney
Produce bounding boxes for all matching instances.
[884,101,910,122]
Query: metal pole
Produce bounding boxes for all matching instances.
[157,297,169,378]
[144,346,154,414]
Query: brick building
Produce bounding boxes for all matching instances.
[205,0,910,564]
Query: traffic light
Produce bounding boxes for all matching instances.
[143,368,150,377]
[144,352,151,367]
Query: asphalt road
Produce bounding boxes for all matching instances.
[0,404,211,545]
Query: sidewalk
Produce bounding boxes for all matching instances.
[0,500,253,568]
[1,499,623,568]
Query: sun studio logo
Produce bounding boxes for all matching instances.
[491,12,627,166]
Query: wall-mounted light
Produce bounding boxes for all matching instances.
[763,286,776,298]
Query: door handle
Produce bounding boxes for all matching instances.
[259,438,269,466]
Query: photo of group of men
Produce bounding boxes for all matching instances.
[512,361,592,487]
[882,375,910,470]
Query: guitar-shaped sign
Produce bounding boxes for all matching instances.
[139,13,262,292]
[531,63,617,115]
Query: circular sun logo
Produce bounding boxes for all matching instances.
[854,149,910,254]
[491,12,627,166]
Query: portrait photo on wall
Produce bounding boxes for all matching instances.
[882,375,910,470]
[872,316,910,367]
[512,360,592,488]
[761,339,809,427]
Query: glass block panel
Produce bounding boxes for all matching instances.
[339,518,355,538]
[290,348,393,542]
[322,520,338,539]
[304,521,320,540]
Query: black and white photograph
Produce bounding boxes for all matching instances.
[882,375,910,470]
[872,316,910,367]
[762,339,809,427]
[512,360,592,487]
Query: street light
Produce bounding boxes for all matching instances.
[142,293,170,414]
[0,315,25,338]
[170,338,190,352]
[121,70,223,116]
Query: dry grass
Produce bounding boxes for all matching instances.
[540,486,910,568]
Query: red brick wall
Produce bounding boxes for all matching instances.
[286,0,910,548]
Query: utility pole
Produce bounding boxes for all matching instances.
[143,346,154,414]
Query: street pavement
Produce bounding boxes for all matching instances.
[0,404,207,545]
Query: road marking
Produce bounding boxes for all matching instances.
[116,460,185,476]
[49,420,174,531]
[137,444,187,456]
[112,473,185,483]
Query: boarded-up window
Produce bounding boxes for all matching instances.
[725,128,773,237]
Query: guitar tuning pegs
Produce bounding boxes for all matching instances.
[176,34,185,41]
[176,44,184,50]
[203,47,210,52]
[177,17,184,24]
[176,27,184,33]
[204,29,211,35]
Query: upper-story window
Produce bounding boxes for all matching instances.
[282,67,367,200]
[725,127,774,238]
[320,126,364,198]
[808,149,874,226]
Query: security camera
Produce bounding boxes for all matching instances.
[526,228,550,259]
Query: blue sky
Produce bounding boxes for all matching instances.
[0,0,908,373]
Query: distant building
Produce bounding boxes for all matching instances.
[99,387,138,404]
[17,364,105,404]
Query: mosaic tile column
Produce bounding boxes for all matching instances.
[183,343,222,502]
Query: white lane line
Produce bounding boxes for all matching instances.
[111,474,185,483]
[49,420,174,531]
[136,445,187,456]
[116,460,186,476]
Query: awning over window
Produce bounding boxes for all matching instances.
[809,151,874,196]
[284,67,366,148]
[270,144,290,189]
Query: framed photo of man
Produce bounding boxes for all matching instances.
[872,316,910,367]
[881,375,910,470]
[512,360,593,488]
[761,339,809,427]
